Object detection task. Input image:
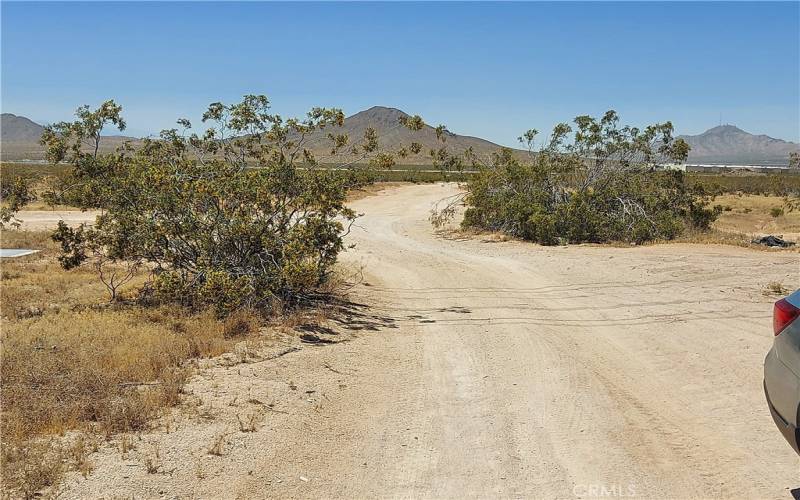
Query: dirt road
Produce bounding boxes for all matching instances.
[11,209,101,231]
[61,183,798,498]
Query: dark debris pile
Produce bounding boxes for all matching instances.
[751,235,796,248]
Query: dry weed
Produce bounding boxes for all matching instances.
[119,434,137,458]
[143,443,162,474]
[764,281,790,296]
[0,228,338,496]
[68,434,95,478]
[223,308,261,339]
[0,231,264,496]
[207,432,229,456]
[0,438,65,498]
[194,459,207,480]
[236,411,263,433]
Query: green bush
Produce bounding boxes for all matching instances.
[43,96,407,314]
[0,176,35,228]
[447,111,719,244]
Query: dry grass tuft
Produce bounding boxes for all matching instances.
[0,229,266,495]
[223,308,262,339]
[1,439,65,498]
[143,443,162,474]
[0,227,339,495]
[236,411,264,433]
[673,228,756,248]
[763,281,791,296]
[207,433,229,456]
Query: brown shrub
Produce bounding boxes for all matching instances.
[0,306,237,495]
[223,308,262,339]
[1,439,65,498]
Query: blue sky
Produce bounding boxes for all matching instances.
[2,1,798,145]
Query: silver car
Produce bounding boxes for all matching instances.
[765,289,800,455]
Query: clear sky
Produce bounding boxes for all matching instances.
[2,1,798,145]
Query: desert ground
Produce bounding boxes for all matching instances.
[10,183,800,498]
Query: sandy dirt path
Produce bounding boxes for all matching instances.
[60,183,798,499]
[9,210,101,231]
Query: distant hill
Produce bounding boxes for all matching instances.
[300,106,516,164]
[4,110,798,166]
[1,113,48,160]
[1,107,509,164]
[0,113,138,161]
[1,113,45,143]
[678,125,799,165]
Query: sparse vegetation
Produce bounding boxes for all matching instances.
[0,95,420,496]
[711,194,800,239]
[0,96,794,499]
[0,229,272,494]
[686,171,800,197]
[208,432,229,456]
[764,281,790,296]
[236,411,263,433]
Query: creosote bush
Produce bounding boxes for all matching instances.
[41,95,415,313]
[431,111,721,244]
[0,175,34,228]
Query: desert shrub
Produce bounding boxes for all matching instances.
[770,207,785,218]
[462,162,716,244]
[0,164,76,215]
[223,308,262,339]
[437,111,718,244]
[0,175,35,228]
[42,96,414,313]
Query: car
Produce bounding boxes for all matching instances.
[764,289,800,455]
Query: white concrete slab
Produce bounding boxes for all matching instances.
[0,249,40,258]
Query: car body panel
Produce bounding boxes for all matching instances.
[764,289,800,455]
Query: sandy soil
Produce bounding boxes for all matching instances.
[56,183,799,498]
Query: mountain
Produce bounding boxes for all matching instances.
[1,107,507,164]
[4,109,798,166]
[1,113,45,143]
[300,106,514,164]
[0,113,138,161]
[678,125,799,165]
